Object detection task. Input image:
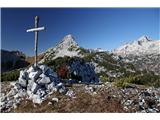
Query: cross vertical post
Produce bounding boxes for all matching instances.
[26,16,45,67]
[35,16,39,67]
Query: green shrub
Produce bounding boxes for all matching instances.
[114,72,160,88]
[44,56,70,68]
[83,53,95,62]
[78,47,90,55]
[100,75,110,82]
[1,70,20,82]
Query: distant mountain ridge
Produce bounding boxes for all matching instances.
[112,36,160,57]
[1,49,25,63]
[1,49,29,72]
[112,36,160,74]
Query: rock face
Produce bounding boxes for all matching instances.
[66,57,100,84]
[48,57,100,84]
[0,64,66,112]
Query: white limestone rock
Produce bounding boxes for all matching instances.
[27,65,35,73]
[47,82,57,92]
[52,97,58,103]
[31,82,39,94]
[39,64,48,73]
[18,77,27,87]
[48,102,52,105]
[6,88,18,97]
[19,70,28,79]
[31,94,43,104]
[66,90,75,98]
[37,73,51,84]
[28,70,42,81]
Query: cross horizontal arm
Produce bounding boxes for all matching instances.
[26,27,45,32]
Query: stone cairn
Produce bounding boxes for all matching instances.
[0,64,66,112]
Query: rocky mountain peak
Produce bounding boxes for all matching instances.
[136,35,151,45]
[40,34,81,62]
[57,34,78,49]
[63,34,74,40]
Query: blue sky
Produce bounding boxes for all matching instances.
[1,8,159,56]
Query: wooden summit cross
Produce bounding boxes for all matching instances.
[26,16,45,67]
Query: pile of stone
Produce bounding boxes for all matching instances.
[0,64,66,112]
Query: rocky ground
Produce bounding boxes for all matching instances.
[1,81,160,113]
[1,63,160,113]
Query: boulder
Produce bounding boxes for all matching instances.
[39,64,48,73]
[31,94,42,104]
[27,79,34,90]
[47,82,56,91]
[57,83,66,93]
[37,74,51,85]
[66,90,75,98]
[45,68,57,77]
[52,97,58,103]
[37,89,47,98]
[28,70,42,81]
[49,76,61,86]
[31,82,40,94]
[19,70,28,80]
[18,77,27,88]
[7,88,17,97]
[48,102,52,105]
[27,65,35,73]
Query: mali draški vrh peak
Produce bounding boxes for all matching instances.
[112,35,160,57]
[40,34,82,63]
[40,34,107,64]
[53,34,79,52]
